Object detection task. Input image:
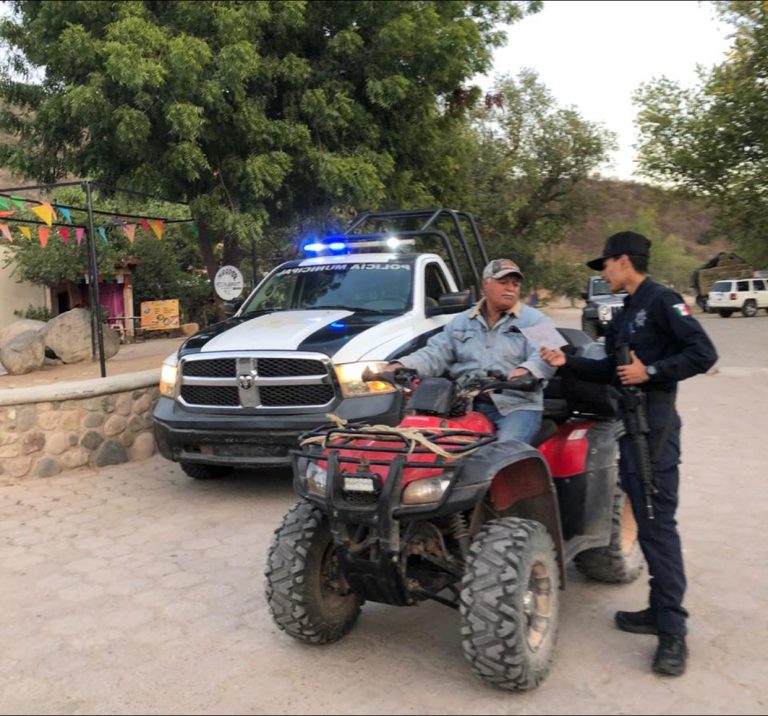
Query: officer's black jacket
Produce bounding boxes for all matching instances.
[566,277,718,391]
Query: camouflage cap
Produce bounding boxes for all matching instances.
[482,258,525,281]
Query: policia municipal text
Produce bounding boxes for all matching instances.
[540,231,717,677]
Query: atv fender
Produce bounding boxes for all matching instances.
[454,440,566,583]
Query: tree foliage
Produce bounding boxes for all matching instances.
[0,0,540,281]
[633,1,768,267]
[465,70,616,277]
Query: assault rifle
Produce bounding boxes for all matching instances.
[616,344,656,520]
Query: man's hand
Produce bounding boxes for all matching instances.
[507,367,530,379]
[539,346,566,367]
[382,362,403,373]
[616,350,649,385]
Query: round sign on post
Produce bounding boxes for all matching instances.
[214,265,244,301]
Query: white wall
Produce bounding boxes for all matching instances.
[0,246,50,329]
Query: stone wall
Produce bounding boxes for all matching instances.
[0,370,160,479]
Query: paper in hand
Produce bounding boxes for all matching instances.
[519,323,568,350]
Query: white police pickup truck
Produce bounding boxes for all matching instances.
[153,209,487,478]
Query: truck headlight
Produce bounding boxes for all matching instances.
[597,305,613,322]
[159,356,179,398]
[335,362,396,398]
[306,462,328,496]
[401,478,450,505]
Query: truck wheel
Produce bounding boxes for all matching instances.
[265,499,362,644]
[180,462,233,480]
[581,319,599,341]
[717,309,734,318]
[460,518,560,692]
[742,300,758,317]
[573,486,642,583]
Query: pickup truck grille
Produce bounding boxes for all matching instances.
[177,352,336,410]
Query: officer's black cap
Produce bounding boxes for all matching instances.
[586,231,651,271]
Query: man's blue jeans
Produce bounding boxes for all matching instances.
[475,404,542,445]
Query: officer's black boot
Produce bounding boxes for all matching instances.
[652,633,688,676]
[615,608,658,635]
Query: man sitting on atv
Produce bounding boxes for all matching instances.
[384,258,557,444]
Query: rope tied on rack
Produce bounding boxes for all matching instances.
[298,413,487,460]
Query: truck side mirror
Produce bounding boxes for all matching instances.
[580,291,588,300]
[223,299,243,318]
[426,291,473,316]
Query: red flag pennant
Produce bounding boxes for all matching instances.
[122,224,136,243]
[58,227,70,245]
[0,224,12,241]
[149,219,164,239]
[139,218,152,234]
[75,227,85,246]
[39,226,50,247]
[0,209,14,218]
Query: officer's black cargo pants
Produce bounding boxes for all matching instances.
[619,395,688,635]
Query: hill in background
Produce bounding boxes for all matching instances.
[558,178,726,264]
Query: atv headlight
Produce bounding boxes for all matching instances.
[401,478,451,506]
[306,462,328,496]
[159,356,179,398]
[335,361,396,398]
[597,305,613,322]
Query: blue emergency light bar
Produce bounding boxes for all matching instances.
[301,236,415,255]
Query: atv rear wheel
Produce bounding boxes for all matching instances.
[265,499,362,644]
[574,486,642,583]
[460,518,560,692]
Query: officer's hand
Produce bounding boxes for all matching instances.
[539,346,566,367]
[507,367,530,379]
[616,350,649,385]
[382,362,403,374]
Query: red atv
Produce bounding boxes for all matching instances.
[265,328,641,691]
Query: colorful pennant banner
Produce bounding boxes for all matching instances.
[39,226,49,248]
[123,224,136,243]
[31,203,55,227]
[75,227,85,246]
[10,196,24,211]
[19,226,31,240]
[0,224,11,241]
[0,197,9,210]
[58,227,70,245]
[97,226,108,243]
[149,219,164,239]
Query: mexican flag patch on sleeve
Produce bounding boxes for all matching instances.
[673,303,691,317]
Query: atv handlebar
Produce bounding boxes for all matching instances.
[362,366,539,395]
[362,366,419,388]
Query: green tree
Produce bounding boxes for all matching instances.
[466,70,616,275]
[633,1,768,267]
[0,0,540,283]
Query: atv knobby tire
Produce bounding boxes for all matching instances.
[574,485,642,583]
[265,499,362,644]
[460,518,560,692]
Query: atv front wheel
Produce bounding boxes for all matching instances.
[265,499,362,644]
[180,462,233,480]
[574,486,642,583]
[460,518,560,692]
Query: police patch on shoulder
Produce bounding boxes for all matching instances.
[673,303,691,317]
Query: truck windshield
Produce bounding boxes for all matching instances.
[240,262,414,316]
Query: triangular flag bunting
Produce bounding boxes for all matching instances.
[0,196,9,210]
[56,205,72,224]
[122,224,136,243]
[10,196,24,211]
[31,202,55,227]
[19,226,31,240]
[58,227,70,245]
[0,209,14,218]
[97,226,108,243]
[39,226,50,248]
[75,227,85,246]
[190,223,200,238]
[149,219,164,239]
[0,224,12,241]
[139,218,152,234]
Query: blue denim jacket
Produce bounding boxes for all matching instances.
[398,300,558,414]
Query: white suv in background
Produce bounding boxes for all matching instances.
[708,277,768,317]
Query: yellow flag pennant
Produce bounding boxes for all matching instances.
[31,202,55,227]
[149,219,164,239]
[19,226,31,240]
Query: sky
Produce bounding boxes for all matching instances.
[478,0,733,181]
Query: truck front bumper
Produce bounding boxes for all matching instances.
[152,394,404,468]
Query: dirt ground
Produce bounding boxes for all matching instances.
[0,307,766,714]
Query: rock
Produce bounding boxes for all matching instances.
[0,330,46,375]
[42,308,120,364]
[0,319,46,345]
[92,439,129,467]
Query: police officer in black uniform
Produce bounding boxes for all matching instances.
[540,231,717,676]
